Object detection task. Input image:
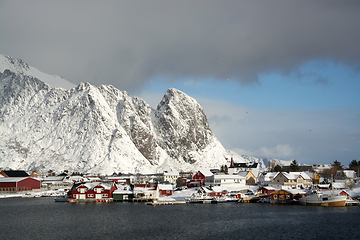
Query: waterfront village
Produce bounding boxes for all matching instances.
[1,159,360,206]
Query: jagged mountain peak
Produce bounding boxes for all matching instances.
[0,54,76,90]
[0,55,231,174]
[0,55,30,72]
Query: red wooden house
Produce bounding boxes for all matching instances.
[158,184,173,196]
[0,177,41,191]
[187,170,213,188]
[270,189,306,204]
[71,182,117,201]
[257,186,276,196]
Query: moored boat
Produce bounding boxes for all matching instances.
[299,189,346,206]
[185,193,214,204]
[212,194,239,204]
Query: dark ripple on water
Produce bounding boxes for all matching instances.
[0,197,359,240]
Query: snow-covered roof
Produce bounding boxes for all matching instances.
[0,177,29,182]
[42,176,65,182]
[197,169,213,177]
[237,171,249,178]
[280,172,311,180]
[213,175,246,180]
[87,177,101,181]
[332,182,347,189]
[304,171,315,178]
[258,186,275,190]
[158,184,173,190]
[163,171,179,176]
[260,172,278,180]
[211,186,229,193]
[272,189,307,195]
[113,184,132,194]
[78,182,113,190]
[227,185,256,192]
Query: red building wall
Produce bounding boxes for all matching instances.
[159,190,173,196]
[0,177,40,191]
[18,178,41,190]
[258,187,275,195]
[0,182,16,189]
[72,184,117,199]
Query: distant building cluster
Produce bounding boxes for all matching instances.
[0,159,359,204]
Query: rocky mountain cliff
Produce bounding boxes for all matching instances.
[0,55,229,174]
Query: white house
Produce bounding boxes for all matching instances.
[258,172,278,186]
[162,171,179,184]
[205,175,246,187]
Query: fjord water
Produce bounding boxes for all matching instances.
[0,197,359,240]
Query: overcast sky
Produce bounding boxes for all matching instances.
[1,0,359,166]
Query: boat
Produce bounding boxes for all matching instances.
[299,189,346,206]
[147,197,186,205]
[211,194,239,204]
[300,176,347,207]
[185,193,214,204]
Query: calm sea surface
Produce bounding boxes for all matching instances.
[0,197,359,240]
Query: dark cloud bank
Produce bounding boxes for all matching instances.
[0,0,359,91]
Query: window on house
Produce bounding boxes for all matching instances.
[274,195,277,199]
[102,194,108,197]
[286,195,290,199]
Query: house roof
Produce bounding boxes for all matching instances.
[0,177,40,183]
[211,186,228,193]
[271,189,307,195]
[1,170,29,177]
[158,184,173,190]
[260,172,278,180]
[113,184,132,194]
[276,172,311,180]
[213,175,246,180]
[237,171,249,178]
[43,176,65,182]
[197,169,213,177]
[257,186,275,191]
[77,182,114,190]
[163,171,179,176]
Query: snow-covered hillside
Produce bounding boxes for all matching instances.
[0,55,236,174]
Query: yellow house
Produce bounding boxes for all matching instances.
[304,171,320,184]
[237,171,257,185]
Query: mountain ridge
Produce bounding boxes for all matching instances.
[0,55,230,174]
[0,55,299,175]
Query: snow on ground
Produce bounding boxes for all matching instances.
[171,188,198,201]
[0,189,67,199]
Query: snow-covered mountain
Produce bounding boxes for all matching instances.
[0,55,298,175]
[0,55,234,174]
[0,55,76,90]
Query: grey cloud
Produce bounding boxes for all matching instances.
[0,0,359,92]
